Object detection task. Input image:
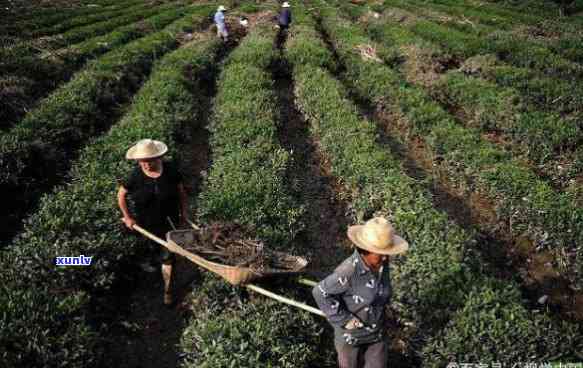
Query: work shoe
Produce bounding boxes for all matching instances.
[140,262,157,273]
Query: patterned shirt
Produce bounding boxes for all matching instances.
[312,250,392,346]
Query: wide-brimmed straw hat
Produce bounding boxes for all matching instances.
[347,217,409,256]
[218,5,226,11]
[125,139,168,160]
[282,2,290,7]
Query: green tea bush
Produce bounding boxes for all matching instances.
[39,2,181,49]
[377,2,583,81]
[0,34,222,368]
[363,8,583,119]
[308,3,583,360]
[1,0,133,38]
[0,5,204,132]
[319,5,583,290]
[197,25,304,247]
[30,0,148,38]
[423,278,583,365]
[438,71,581,163]
[180,22,329,368]
[182,300,328,368]
[0,10,212,227]
[293,0,471,333]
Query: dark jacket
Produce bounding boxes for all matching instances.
[312,250,392,346]
[278,8,292,27]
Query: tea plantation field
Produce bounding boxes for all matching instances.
[1,0,582,367]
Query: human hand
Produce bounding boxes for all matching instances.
[122,216,136,230]
[344,318,363,330]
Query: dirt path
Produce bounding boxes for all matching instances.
[272,47,350,277]
[99,36,238,368]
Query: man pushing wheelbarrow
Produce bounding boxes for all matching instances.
[117,139,188,306]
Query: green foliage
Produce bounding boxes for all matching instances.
[292,0,472,331]
[31,0,151,39]
[182,301,328,368]
[0,10,211,194]
[423,278,583,365]
[286,25,336,70]
[0,5,208,132]
[179,273,333,368]
[437,71,581,162]
[181,23,328,368]
[0,35,222,368]
[318,4,583,289]
[1,0,135,37]
[197,26,304,247]
[305,2,583,360]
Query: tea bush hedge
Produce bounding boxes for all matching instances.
[320,4,583,290]
[437,71,581,164]
[0,4,200,132]
[179,22,330,367]
[0,0,130,38]
[196,25,304,247]
[306,2,582,361]
[0,32,223,368]
[180,275,330,368]
[0,8,213,233]
[30,0,148,38]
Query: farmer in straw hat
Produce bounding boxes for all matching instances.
[278,2,292,30]
[312,217,409,368]
[214,5,228,42]
[117,139,188,306]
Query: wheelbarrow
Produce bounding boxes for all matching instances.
[133,223,324,317]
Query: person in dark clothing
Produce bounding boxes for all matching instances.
[118,139,188,306]
[278,2,292,30]
[312,217,409,368]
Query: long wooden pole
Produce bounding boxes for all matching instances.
[133,224,167,247]
[246,284,326,317]
[297,277,318,287]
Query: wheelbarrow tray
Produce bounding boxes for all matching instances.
[166,229,308,286]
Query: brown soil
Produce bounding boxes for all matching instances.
[272,57,351,277]
[399,45,448,87]
[100,259,200,368]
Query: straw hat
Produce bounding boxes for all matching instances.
[218,5,226,11]
[347,217,409,255]
[125,139,168,160]
[282,2,290,7]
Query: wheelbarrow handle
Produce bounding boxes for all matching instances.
[133,224,168,247]
[245,284,325,318]
[297,277,318,287]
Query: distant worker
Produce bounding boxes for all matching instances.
[214,5,228,42]
[312,217,409,368]
[278,2,292,30]
[117,139,188,306]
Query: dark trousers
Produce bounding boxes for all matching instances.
[335,340,387,368]
[136,222,175,265]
